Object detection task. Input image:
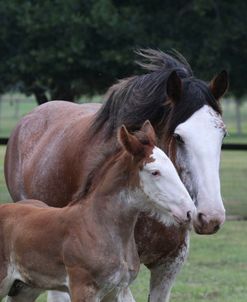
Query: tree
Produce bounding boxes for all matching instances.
[0,0,246,104]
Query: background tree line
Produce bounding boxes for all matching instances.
[0,0,246,108]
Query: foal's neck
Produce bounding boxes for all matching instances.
[90,187,145,242]
[75,151,146,239]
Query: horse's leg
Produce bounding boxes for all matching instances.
[147,239,189,302]
[47,290,71,302]
[101,287,136,302]
[69,285,99,302]
[68,268,100,302]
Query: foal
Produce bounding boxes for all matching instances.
[0,122,195,302]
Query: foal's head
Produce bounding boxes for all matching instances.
[118,121,196,226]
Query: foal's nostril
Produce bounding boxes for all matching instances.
[186,211,192,222]
[198,212,206,223]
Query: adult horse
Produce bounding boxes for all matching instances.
[4,49,228,302]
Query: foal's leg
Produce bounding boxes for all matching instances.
[47,291,71,302]
[68,268,100,302]
[70,284,100,302]
[102,287,136,302]
[148,240,189,302]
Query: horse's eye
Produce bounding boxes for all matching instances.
[151,170,161,176]
[173,133,184,144]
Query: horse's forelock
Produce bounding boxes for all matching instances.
[164,78,222,141]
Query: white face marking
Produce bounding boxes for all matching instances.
[174,105,226,227]
[139,147,196,226]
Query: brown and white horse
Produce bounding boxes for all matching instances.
[0,123,195,302]
[4,49,228,302]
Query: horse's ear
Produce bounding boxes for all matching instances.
[140,120,156,144]
[209,70,229,100]
[166,70,182,104]
[118,125,143,156]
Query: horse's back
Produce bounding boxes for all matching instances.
[4,101,101,205]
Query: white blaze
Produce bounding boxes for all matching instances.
[174,105,226,225]
[139,147,196,225]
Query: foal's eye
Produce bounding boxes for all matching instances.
[173,133,184,144]
[151,170,161,176]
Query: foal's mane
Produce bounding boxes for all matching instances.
[75,130,153,201]
[88,49,221,141]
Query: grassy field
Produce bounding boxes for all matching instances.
[222,99,247,143]
[0,219,245,302]
[220,151,247,216]
[0,221,243,302]
[0,93,247,141]
[131,221,247,302]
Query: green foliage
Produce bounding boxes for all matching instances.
[0,1,246,103]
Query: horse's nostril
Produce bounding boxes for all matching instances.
[214,224,220,232]
[187,211,192,222]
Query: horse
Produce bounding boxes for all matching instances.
[4,49,228,302]
[0,122,195,302]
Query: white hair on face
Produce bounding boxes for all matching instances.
[141,202,178,226]
[138,147,194,226]
[174,105,226,221]
[118,189,177,227]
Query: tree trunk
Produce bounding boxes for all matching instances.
[51,85,75,102]
[0,97,2,134]
[235,100,242,135]
[14,98,20,119]
[32,86,49,105]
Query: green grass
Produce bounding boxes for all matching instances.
[171,221,247,302]
[26,221,245,302]
[220,151,247,216]
[0,221,245,302]
[0,93,37,137]
[222,99,247,143]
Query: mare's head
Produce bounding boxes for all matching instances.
[118,121,195,227]
[90,49,229,234]
[161,65,228,235]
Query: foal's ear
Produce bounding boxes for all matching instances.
[166,70,182,104]
[118,125,143,156]
[209,70,229,100]
[140,120,156,144]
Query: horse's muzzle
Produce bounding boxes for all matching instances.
[193,212,225,234]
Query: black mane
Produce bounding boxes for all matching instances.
[89,49,221,140]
